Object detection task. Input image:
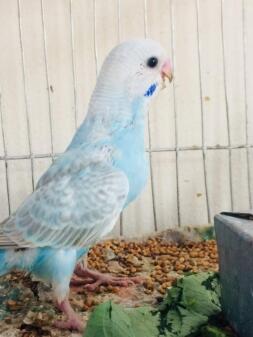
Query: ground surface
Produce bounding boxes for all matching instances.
[0,228,232,337]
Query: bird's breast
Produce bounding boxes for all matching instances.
[112,132,149,207]
[123,151,149,206]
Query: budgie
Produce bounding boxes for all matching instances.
[0,39,173,330]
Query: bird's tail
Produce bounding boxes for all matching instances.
[0,249,11,276]
[0,248,38,277]
[0,217,17,275]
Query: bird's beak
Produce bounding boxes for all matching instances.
[161,60,173,83]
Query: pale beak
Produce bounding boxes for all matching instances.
[161,59,173,83]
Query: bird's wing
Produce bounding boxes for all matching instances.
[0,162,128,249]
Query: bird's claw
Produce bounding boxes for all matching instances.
[83,274,144,291]
[54,317,84,331]
[72,264,144,291]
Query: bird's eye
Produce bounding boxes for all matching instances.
[147,57,158,68]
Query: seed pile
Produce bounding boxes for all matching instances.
[88,238,218,294]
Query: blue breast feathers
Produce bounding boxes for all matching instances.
[144,83,157,97]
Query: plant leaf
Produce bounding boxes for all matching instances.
[127,307,159,337]
[178,307,208,336]
[180,273,221,316]
[201,325,228,337]
[84,301,159,337]
[158,272,221,337]
[84,301,133,337]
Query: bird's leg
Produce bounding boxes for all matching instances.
[72,263,144,291]
[54,297,84,331]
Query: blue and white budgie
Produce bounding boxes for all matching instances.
[0,39,172,330]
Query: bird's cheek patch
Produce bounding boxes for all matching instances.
[144,83,157,97]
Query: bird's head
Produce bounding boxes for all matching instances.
[95,39,173,103]
[84,39,173,140]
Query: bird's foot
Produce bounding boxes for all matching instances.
[72,264,144,291]
[70,276,95,287]
[54,316,84,331]
[54,298,84,331]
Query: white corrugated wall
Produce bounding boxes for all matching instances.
[0,0,252,237]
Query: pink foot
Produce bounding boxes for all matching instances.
[70,276,94,287]
[73,264,144,291]
[84,275,143,291]
[55,298,84,331]
[54,316,84,331]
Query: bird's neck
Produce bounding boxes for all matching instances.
[68,87,147,149]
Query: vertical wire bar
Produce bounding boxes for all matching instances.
[195,0,211,223]
[40,0,54,164]
[69,0,78,130]
[170,0,181,227]
[93,0,98,78]
[17,0,35,191]
[242,0,252,209]
[220,0,234,210]
[144,0,157,231]
[0,94,11,215]
[117,0,121,43]
[117,0,124,236]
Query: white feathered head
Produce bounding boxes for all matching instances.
[95,39,173,101]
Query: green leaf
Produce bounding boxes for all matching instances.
[201,325,228,337]
[194,226,215,241]
[84,301,134,337]
[158,272,221,337]
[165,309,182,336]
[84,272,222,337]
[178,307,208,336]
[127,307,159,337]
[159,286,181,311]
[180,273,221,316]
[84,302,159,337]
[164,307,207,337]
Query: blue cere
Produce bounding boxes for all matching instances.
[144,83,157,97]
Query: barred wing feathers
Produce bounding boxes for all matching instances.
[0,163,128,249]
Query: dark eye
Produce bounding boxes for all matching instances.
[147,57,158,68]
